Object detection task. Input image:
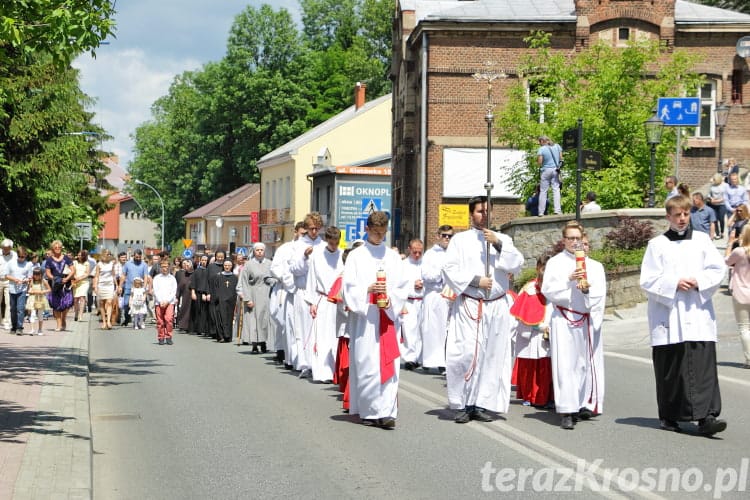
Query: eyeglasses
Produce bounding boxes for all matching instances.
[440,233,453,239]
[564,236,582,241]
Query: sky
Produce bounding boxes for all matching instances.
[73,0,300,168]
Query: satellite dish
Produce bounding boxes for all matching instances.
[215,217,224,228]
[737,36,750,58]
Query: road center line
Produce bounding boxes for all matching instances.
[398,379,664,499]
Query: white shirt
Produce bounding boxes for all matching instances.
[152,272,178,305]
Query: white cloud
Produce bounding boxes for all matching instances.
[74,49,202,166]
[73,1,301,168]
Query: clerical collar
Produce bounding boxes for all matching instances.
[221,271,233,276]
[664,226,693,241]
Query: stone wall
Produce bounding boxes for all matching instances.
[501,208,669,311]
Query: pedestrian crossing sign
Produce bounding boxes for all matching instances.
[362,198,381,214]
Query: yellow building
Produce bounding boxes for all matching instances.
[257,84,392,255]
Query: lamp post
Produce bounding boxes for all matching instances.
[643,112,665,208]
[714,103,730,173]
[134,179,165,251]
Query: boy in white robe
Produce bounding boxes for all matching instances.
[289,213,325,376]
[420,226,453,372]
[400,239,424,370]
[270,222,306,368]
[343,211,410,428]
[443,196,524,423]
[640,195,727,435]
[542,221,606,430]
[304,226,345,382]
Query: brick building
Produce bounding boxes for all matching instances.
[392,0,750,246]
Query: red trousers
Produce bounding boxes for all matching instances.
[155,303,174,340]
[514,357,553,406]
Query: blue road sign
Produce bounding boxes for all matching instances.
[236,247,248,257]
[346,224,358,242]
[356,217,368,238]
[361,198,381,214]
[182,249,193,259]
[657,97,701,126]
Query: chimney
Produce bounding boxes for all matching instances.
[354,82,367,110]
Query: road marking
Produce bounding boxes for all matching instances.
[398,379,663,499]
[605,351,750,388]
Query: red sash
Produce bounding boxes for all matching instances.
[327,276,343,303]
[370,293,399,384]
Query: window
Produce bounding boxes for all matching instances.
[243,226,249,244]
[285,177,291,208]
[264,181,270,209]
[694,81,717,139]
[271,180,277,208]
[732,69,743,104]
[527,79,553,124]
[618,28,630,42]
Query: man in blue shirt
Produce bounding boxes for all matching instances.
[118,249,149,327]
[536,136,563,216]
[724,173,748,215]
[6,246,33,334]
[690,193,717,239]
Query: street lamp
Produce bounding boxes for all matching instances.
[134,179,165,251]
[714,103,730,173]
[644,112,664,208]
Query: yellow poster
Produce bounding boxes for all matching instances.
[439,204,469,227]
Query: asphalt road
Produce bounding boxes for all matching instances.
[89,310,750,499]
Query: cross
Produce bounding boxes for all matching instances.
[225,280,230,288]
[472,61,507,117]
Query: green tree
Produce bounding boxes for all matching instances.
[0,56,111,249]
[495,33,702,211]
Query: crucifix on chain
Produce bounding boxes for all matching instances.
[471,61,507,282]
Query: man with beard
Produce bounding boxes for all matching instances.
[640,195,727,435]
[443,196,524,424]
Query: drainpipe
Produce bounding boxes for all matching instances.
[419,33,428,243]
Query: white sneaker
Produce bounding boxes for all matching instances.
[38,331,44,336]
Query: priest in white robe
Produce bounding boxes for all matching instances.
[443,196,524,424]
[542,221,606,430]
[640,195,727,436]
[343,211,409,428]
[304,227,345,382]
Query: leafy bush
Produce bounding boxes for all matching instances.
[589,247,646,271]
[604,216,654,250]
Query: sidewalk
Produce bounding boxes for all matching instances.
[0,314,92,500]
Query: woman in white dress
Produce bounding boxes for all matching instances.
[94,250,117,329]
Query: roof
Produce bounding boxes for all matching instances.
[182,184,260,219]
[257,93,392,168]
[400,0,750,24]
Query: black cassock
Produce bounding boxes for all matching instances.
[175,269,193,331]
[212,271,237,342]
[189,266,210,335]
[207,261,224,336]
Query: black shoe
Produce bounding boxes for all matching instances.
[454,410,471,424]
[166,338,173,345]
[659,419,681,432]
[404,361,416,371]
[158,339,164,345]
[378,417,396,429]
[561,415,575,430]
[577,407,594,420]
[438,367,446,374]
[470,408,493,422]
[259,342,267,353]
[361,418,378,427]
[698,416,727,436]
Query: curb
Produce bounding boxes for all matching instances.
[12,316,92,500]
